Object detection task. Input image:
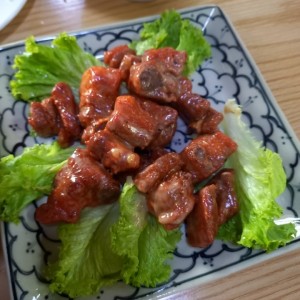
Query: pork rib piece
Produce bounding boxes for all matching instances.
[147,170,195,230]
[180,131,237,183]
[87,129,140,174]
[134,152,183,193]
[79,66,122,142]
[128,48,187,103]
[106,95,178,149]
[28,82,82,148]
[186,169,239,248]
[177,92,223,134]
[35,148,121,224]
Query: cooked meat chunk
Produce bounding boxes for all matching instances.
[106,95,178,149]
[177,76,193,97]
[29,97,60,137]
[106,95,157,149]
[127,48,187,103]
[177,92,223,134]
[87,129,140,174]
[79,66,122,129]
[51,82,82,147]
[211,169,239,225]
[104,45,141,82]
[104,45,136,68]
[134,152,184,193]
[186,168,239,248]
[128,61,180,103]
[185,184,219,248]
[114,147,170,185]
[139,98,178,148]
[81,117,108,144]
[119,54,141,82]
[147,171,195,230]
[142,47,187,76]
[35,148,120,224]
[28,82,82,148]
[180,131,237,183]
[136,148,170,172]
[178,93,210,121]
[189,106,223,134]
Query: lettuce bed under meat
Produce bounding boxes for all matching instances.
[0,142,75,223]
[46,182,181,298]
[218,100,296,252]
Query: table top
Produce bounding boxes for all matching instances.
[0,0,300,299]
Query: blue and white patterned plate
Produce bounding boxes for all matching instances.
[1,5,300,300]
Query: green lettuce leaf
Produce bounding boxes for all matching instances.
[46,181,181,297]
[218,99,296,252]
[10,33,101,102]
[47,204,122,298]
[111,181,182,287]
[128,215,181,287]
[0,142,74,223]
[110,182,148,283]
[130,10,211,76]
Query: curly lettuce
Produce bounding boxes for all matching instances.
[0,142,74,223]
[46,181,181,298]
[111,182,181,287]
[47,204,122,298]
[10,33,101,102]
[218,99,296,252]
[130,9,211,76]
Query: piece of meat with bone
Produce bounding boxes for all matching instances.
[128,61,179,103]
[185,168,239,248]
[87,129,140,174]
[106,95,157,149]
[81,117,108,144]
[147,171,195,230]
[134,152,184,193]
[52,83,83,147]
[128,48,187,103]
[35,148,121,224]
[79,66,122,140]
[106,95,178,149]
[185,184,219,248]
[104,45,136,68]
[104,45,141,81]
[28,82,82,148]
[211,168,239,225]
[119,54,142,82]
[177,92,223,134]
[139,98,178,148]
[180,131,238,183]
[142,47,187,76]
[29,97,60,137]
[136,147,170,173]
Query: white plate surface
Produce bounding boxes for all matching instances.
[1,5,300,300]
[0,0,27,31]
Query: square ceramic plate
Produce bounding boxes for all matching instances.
[1,5,300,300]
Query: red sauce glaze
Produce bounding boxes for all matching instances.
[186,184,219,248]
[79,66,122,128]
[180,131,238,183]
[34,45,239,233]
[185,169,239,248]
[28,82,82,148]
[35,148,120,223]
